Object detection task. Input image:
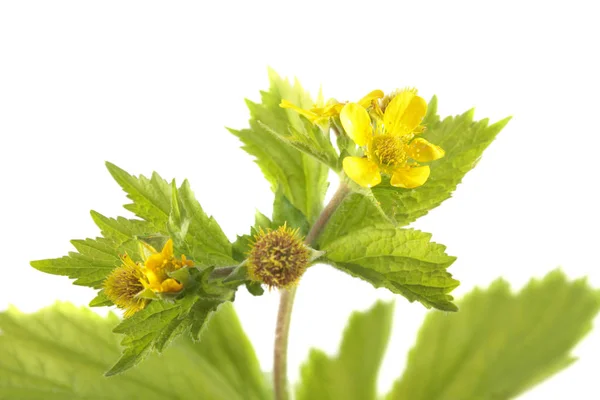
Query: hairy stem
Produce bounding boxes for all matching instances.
[273,285,297,400]
[273,181,351,400]
[208,266,236,280]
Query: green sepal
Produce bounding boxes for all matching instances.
[136,234,169,253]
[232,210,273,262]
[308,248,326,263]
[222,262,249,285]
[89,290,113,307]
[135,287,159,300]
[168,266,191,286]
[245,281,264,296]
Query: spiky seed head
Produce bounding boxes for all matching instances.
[247,225,310,289]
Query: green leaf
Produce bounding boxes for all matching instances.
[322,226,459,311]
[229,69,329,223]
[191,302,271,399]
[30,213,155,288]
[30,238,120,288]
[107,267,235,375]
[257,119,339,170]
[32,163,236,290]
[90,211,154,251]
[167,179,190,247]
[106,293,199,375]
[377,99,511,224]
[171,179,236,267]
[106,163,234,266]
[318,191,388,247]
[324,97,511,231]
[30,164,171,289]
[272,189,310,235]
[105,162,172,229]
[296,301,394,400]
[0,302,269,400]
[388,270,600,400]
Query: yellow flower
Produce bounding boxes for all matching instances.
[280,89,384,125]
[140,239,194,293]
[103,255,149,317]
[103,239,194,317]
[340,88,445,189]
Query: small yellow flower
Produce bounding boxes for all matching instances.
[103,239,194,317]
[340,88,445,189]
[280,89,384,125]
[247,225,310,289]
[140,239,194,293]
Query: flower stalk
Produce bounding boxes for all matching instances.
[273,181,351,400]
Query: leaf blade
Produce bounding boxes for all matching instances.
[387,270,600,400]
[296,301,394,400]
[229,70,329,223]
[322,226,459,311]
[0,302,268,400]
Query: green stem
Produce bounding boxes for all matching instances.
[273,181,351,400]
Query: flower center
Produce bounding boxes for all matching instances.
[370,135,407,169]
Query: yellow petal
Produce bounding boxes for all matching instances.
[407,138,445,162]
[323,99,343,116]
[145,253,164,271]
[120,254,139,269]
[280,99,298,110]
[343,156,381,188]
[340,103,373,146]
[383,89,427,136]
[160,278,183,293]
[161,239,174,258]
[280,99,319,122]
[390,165,431,189]
[144,269,162,288]
[358,89,384,108]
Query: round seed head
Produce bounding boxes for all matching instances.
[247,225,310,289]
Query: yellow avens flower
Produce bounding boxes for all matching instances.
[280,89,384,125]
[340,88,445,189]
[140,239,194,293]
[103,238,194,317]
[103,255,149,317]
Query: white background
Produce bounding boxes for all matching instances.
[1,1,599,398]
